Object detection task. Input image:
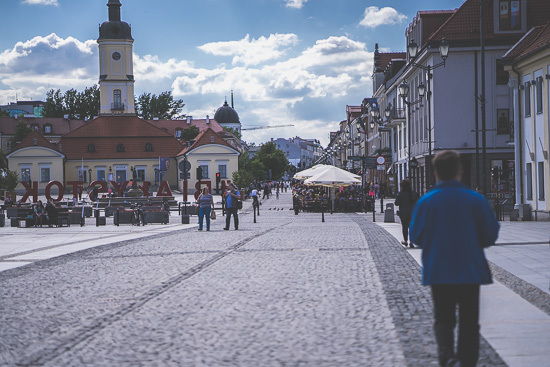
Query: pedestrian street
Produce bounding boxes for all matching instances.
[0,191,544,366]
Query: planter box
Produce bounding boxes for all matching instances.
[144,211,169,224]
[114,211,134,225]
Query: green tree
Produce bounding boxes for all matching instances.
[10,121,33,149]
[0,150,8,170]
[180,126,200,141]
[42,86,100,120]
[136,91,185,120]
[76,85,100,120]
[223,126,241,139]
[42,89,65,118]
[0,169,19,192]
[254,141,289,180]
[232,169,254,189]
[0,109,9,117]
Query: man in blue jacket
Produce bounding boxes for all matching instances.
[410,150,499,367]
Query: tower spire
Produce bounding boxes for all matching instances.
[107,0,121,22]
[231,90,234,109]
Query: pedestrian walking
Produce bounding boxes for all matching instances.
[198,187,214,231]
[224,183,241,230]
[395,178,419,248]
[410,150,499,367]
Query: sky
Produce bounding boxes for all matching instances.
[0,0,466,146]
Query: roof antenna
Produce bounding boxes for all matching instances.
[231,90,234,109]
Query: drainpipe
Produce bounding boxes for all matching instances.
[511,65,524,208]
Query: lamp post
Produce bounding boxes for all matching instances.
[399,81,424,185]
[407,37,449,189]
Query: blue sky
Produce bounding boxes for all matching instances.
[0,0,465,145]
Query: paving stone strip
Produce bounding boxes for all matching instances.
[12,225,284,366]
[352,214,507,367]
[489,261,550,315]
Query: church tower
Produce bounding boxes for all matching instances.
[97,0,135,116]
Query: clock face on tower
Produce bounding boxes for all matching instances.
[112,52,121,61]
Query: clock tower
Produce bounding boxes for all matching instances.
[97,0,135,116]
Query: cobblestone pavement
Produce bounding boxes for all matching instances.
[0,194,505,366]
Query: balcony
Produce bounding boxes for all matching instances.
[385,107,406,127]
[111,103,125,111]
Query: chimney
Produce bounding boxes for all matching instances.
[186,116,192,125]
[206,115,210,124]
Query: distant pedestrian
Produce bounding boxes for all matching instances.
[395,178,419,248]
[410,150,499,367]
[198,187,214,231]
[224,183,241,230]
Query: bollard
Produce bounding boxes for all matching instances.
[322,205,325,222]
[254,206,257,223]
[115,209,120,226]
[380,197,384,213]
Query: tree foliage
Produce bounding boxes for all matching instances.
[136,91,185,120]
[42,86,100,120]
[180,126,200,142]
[0,168,20,192]
[223,126,241,139]
[232,142,289,188]
[254,142,289,180]
[10,121,33,149]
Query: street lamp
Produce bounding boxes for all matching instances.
[399,81,413,180]
[407,37,450,189]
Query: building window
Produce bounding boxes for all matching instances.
[88,144,96,152]
[97,167,106,182]
[44,124,52,134]
[538,162,545,200]
[154,165,160,182]
[175,129,182,138]
[113,89,122,109]
[499,0,521,31]
[536,77,543,114]
[524,82,531,117]
[77,167,88,182]
[20,166,31,183]
[526,163,533,200]
[497,109,510,135]
[199,164,209,179]
[218,164,227,179]
[496,60,509,85]
[40,166,51,182]
[145,143,153,152]
[31,124,39,131]
[116,143,125,152]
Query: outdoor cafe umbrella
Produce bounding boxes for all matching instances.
[293,164,329,180]
[303,166,361,187]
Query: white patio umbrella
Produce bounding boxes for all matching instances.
[293,164,330,180]
[303,166,361,187]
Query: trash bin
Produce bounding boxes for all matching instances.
[384,203,395,223]
[0,213,5,227]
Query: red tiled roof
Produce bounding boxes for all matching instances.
[59,116,184,160]
[428,0,550,44]
[504,21,550,61]
[378,52,406,70]
[177,128,237,156]
[153,118,224,136]
[10,130,61,154]
[0,117,85,135]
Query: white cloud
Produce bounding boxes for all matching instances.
[197,34,299,66]
[284,0,308,9]
[0,33,372,145]
[22,0,58,6]
[359,6,407,28]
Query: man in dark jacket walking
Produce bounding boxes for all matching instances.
[410,150,499,367]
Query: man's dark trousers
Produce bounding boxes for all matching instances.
[225,207,239,229]
[431,284,480,367]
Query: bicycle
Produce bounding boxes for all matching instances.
[130,203,145,226]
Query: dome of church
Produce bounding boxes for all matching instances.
[99,21,133,40]
[214,101,240,124]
